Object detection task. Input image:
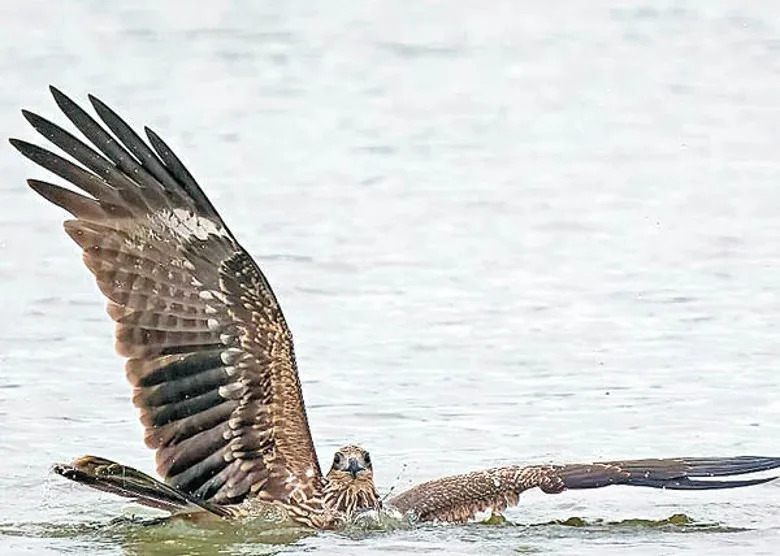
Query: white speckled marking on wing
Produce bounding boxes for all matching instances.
[154,208,227,241]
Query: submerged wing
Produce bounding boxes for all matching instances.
[387,456,780,523]
[53,455,233,517]
[10,87,322,506]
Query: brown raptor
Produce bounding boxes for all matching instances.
[10,87,780,529]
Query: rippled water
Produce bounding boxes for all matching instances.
[2,1,780,554]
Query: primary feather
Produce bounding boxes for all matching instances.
[12,86,322,510]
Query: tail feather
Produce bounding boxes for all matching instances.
[52,455,232,517]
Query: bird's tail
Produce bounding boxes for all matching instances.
[559,456,780,491]
[52,455,232,517]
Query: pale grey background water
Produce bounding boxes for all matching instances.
[1,1,780,554]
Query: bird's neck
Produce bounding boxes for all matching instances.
[323,476,381,516]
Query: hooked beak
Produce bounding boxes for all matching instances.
[347,457,364,478]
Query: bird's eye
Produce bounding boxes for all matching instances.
[333,453,343,466]
[364,452,371,465]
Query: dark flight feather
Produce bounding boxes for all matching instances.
[10,139,125,205]
[10,87,323,508]
[52,455,232,517]
[144,126,221,221]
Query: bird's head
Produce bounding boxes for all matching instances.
[323,445,379,514]
[327,445,373,482]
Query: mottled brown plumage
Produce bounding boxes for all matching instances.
[12,88,780,529]
[12,87,330,527]
[385,457,780,523]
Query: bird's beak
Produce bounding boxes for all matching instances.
[347,457,364,478]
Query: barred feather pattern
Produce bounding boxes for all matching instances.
[12,86,324,511]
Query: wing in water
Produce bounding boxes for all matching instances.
[386,456,780,523]
[53,455,232,516]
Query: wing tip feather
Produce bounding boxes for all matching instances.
[20,109,39,127]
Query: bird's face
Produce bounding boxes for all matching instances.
[327,445,373,482]
[323,445,379,515]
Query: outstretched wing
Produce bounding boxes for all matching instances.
[10,87,323,506]
[387,456,780,523]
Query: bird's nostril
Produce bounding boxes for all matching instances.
[347,457,362,478]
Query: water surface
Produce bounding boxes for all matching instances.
[1,1,780,554]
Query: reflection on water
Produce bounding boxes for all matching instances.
[0,515,312,555]
[2,0,780,554]
[0,512,750,555]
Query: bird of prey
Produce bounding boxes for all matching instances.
[10,87,780,529]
